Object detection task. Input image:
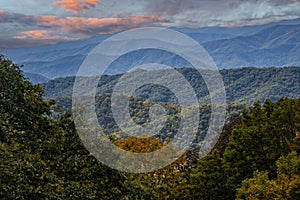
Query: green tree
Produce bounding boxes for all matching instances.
[0,56,146,199]
[188,150,227,200]
[222,99,300,199]
[188,98,300,200]
[236,151,300,200]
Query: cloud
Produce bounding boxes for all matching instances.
[145,0,195,16]
[0,10,167,36]
[144,0,300,27]
[52,0,99,14]
[36,15,166,35]
[144,0,232,16]
[0,9,35,24]
[1,1,300,49]
[0,30,78,49]
[14,30,75,41]
[0,9,167,49]
[272,0,300,5]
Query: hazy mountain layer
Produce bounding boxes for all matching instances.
[2,19,300,79]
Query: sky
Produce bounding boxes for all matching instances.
[0,0,300,49]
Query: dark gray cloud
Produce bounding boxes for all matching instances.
[143,0,300,27]
[0,10,36,25]
[145,0,300,15]
[145,0,230,16]
[272,0,300,5]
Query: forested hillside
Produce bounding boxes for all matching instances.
[1,57,300,199]
[42,67,300,104]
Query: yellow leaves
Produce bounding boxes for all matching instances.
[143,99,151,106]
[114,136,192,198]
[114,136,165,153]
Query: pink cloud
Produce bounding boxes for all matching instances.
[0,10,167,36]
[14,30,75,41]
[52,0,99,14]
[0,10,167,48]
[36,15,167,35]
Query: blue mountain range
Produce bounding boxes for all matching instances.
[2,18,300,80]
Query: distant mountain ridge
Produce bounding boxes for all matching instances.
[2,18,300,80]
[203,24,300,68]
[23,72,49,84]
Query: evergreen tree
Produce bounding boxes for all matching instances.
[0,56,146,199]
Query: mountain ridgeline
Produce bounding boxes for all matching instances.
[42,67,300,105]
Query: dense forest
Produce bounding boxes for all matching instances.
[41,66,300,104]
[1,56,300,199]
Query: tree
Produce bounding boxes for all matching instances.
[189,150,227,200]
[0,56,145,199]
[236,152,300,200]
[114,136,195,199]
[187,98,300,200]
[222,98,300,199]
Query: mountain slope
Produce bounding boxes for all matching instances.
[42,67,300,105]
[23,72,49,84]
[203,24,300,68]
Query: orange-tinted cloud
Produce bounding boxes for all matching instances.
[0,10,167,48]
[36,15,166,35]
[0,10,167,36]
[52,0,99,14]
[14,30,74,41]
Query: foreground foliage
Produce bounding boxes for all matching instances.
[0,56,147,199]
[236,151,300,200]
